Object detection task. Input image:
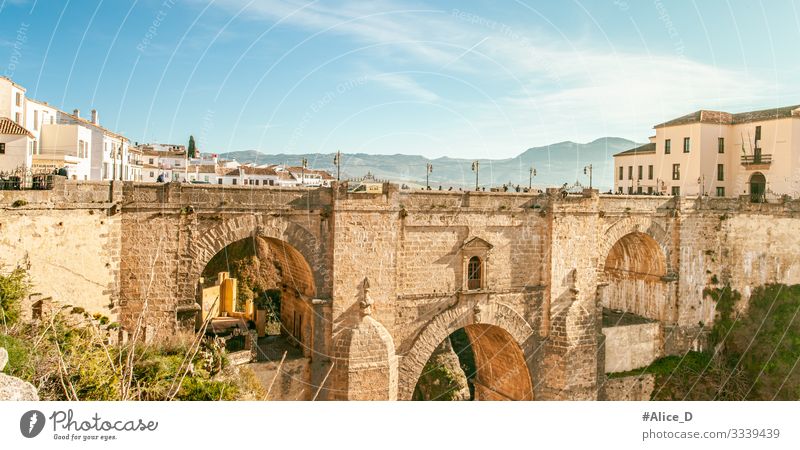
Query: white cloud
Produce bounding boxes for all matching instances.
[369,72,439,102]
[200,0,787,155]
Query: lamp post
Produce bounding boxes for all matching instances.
[697,174,705,196]
[333,150,341,181]
[426,163,433,190]
[583,164,593,190]
[529,166,536,190]
[471,160,479,191]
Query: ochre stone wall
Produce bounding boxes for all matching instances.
[602,323,663,373]
[0,180,121,322]
[5,181,800,400]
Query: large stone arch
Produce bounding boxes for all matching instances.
[397,300,537,400]
[187,214,328,298]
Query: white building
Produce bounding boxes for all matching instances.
[0,117,34,173]
[0,76,133,181]
[57,109,131,181]
[136,144,189,182]
[38,121,93,180]
[613,104,800,201]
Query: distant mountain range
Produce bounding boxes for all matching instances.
[219,137,640,190]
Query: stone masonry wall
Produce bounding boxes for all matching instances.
[0,179,121,321]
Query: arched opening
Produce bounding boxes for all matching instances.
[602,232,668,322]
[467,256,483,290]
[412,324,533,401]
[198,234,317,399]
[749,172,766,203]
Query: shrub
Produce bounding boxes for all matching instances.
[0,266,30,327]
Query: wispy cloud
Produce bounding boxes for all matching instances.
[199,0,787,154]
[370,72,439,102]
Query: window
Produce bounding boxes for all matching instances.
[755,125,762,141]
[647,186,654,194]
[637,186,643,194]
[15,112,20,124]
[149,158,154,164]
[718,137,724,153]
[0,143,6,154]
[255,179,260,186]
[716,187,725,197]
[218,179,223,185]
[149,171,154,178]
[683,137,690,153]
[665,139,671,154]
[628,166,633,180]
[637,165,643,180]
[717,164,724,181]
[648,165,654,180]
[627,186,633,194]
[672,163,680,180]
[618,166,623,180]
[671,186,681,196]
[34,111,39,130]
[467,256,482,290]
[15,92,21,106]
[232,179,237,185]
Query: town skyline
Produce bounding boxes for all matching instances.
[1,1,799,159]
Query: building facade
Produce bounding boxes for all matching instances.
[0,76,132,181]
[614,105,800,200]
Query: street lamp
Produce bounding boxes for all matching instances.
[697,174,705,196]
[529,166,536,190]
[426,163,433,190]
[471,160,479,191]
[333,150,341,181]
[583,164,593,190]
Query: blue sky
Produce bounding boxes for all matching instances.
[0,0,798,158]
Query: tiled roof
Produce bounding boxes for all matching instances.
[655,105,800,128]
[241,166,278,176]
[613,142,656,157]
[0,117,33,137]
[187,164,218,174]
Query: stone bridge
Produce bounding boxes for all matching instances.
[2,179,800,400]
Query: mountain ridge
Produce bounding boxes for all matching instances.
[219,137,640,190]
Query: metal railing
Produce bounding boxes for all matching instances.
[741,153,772,165]
[0,168,57,190]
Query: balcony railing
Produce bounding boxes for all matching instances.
[741,153,772,165]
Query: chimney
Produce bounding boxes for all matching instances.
[91,109,98,125]
[73,109,80,117]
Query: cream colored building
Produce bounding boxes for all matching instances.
[614,105,800,201]
[0,76,133,181]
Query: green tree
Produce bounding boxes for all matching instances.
[188,135,197,158]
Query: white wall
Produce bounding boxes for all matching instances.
[0,134,31,172]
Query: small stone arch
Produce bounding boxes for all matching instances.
[597,216,669,275]
[397,301,536,400]
[598,217,674,322]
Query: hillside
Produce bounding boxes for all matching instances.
[219,137,639,190]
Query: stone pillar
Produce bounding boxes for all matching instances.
[330,281,398,400]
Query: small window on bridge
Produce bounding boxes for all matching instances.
[467,256,482,290]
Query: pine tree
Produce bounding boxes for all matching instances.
[188,135,196,158]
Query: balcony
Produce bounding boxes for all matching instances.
[741,153,772,167]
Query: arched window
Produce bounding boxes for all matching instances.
[467,256,482,290]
